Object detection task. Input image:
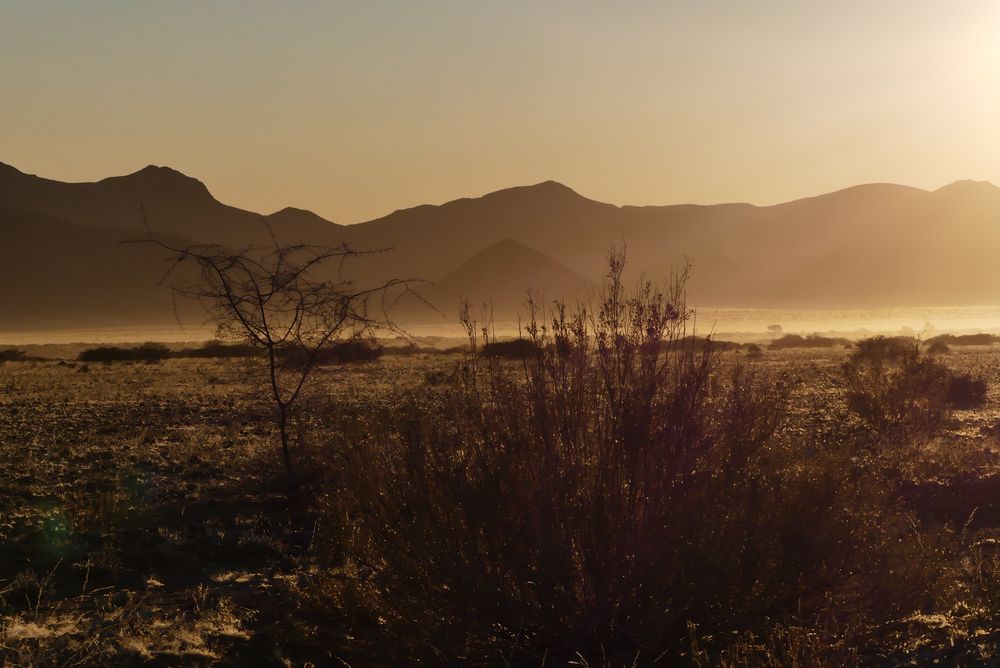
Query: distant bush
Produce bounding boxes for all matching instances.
[174,341,259,358]
[769,334,850,349]
[745,343,763,358]
[278,339,383,367]
[947,373,988,409]
[677,335,741,352]
[381,344,470,356]
[78,343,171,362]
[927,340,951,354]
[926,333,1000,347]
[326,339,383,363]
[0,349,28,362]
[480,337,540,359]
[842,336,955,438]
[379,344,420,356]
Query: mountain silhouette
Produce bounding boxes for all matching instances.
[0,163,343,249]
[266,206,343,231]
[394,238,592,321]
[0,206,203,328]
[5,161,1000,330]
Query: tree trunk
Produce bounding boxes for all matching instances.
[278,402,295,496]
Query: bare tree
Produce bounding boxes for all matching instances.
[132,219,416,495]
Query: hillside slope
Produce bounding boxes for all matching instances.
[5,161,1000,329]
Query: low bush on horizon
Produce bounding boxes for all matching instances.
[678,334,741,352]
[926,333,1000,347]
[480,337,540,359]
[770,333,851,349]
[174,340,260,358]
[78,342,171,362]
[277,338,383,367]
[381,343,470,356]
[927,339,951,354]
[0,349,28,362]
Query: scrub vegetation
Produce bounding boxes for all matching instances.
[4,254,1000,665]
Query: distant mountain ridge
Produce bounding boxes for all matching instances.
[3,161,1000,330]
[0,162,342,249]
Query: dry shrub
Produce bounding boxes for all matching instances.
[926,340,950,355]
[842,336,952,439]
[332,253,940,664]
[947,374,987,409]
[843,337,990,440]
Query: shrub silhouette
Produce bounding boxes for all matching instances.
[278,339,383,367]
[947,373,987,409]
[480,337,539,359]
[324,339,383,363]
[78,343,170,362]
[134,225,414,495]
[770,334,849,349]
[336,253,935,663]
[926,333,999,347]
[678,335,740,352]
[0,349,28,362]
[842,336,953,438]
[927,339,951,354]
[174,341,260,358]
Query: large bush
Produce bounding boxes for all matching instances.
[947,373,988,409]
[333,255,938,663]
[843,336,986,439]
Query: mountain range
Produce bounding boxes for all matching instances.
[3,161,1000,330]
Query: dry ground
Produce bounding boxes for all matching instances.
[3,345,1000,665]
[0,353,453,665]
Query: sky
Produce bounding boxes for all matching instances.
[2,1,1000,223]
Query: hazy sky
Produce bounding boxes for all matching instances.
[3,1,1000,223]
